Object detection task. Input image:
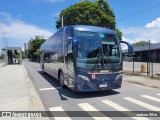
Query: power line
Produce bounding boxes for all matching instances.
[42,22,57,30]
[117,3,160,21]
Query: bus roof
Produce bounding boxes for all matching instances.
[70,25,116,34]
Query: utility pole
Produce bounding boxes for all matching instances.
[62,15,64,28]
[148,40,150,77]
[55,15,64,28]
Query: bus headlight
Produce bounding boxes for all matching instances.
[77,75,89,81]
[115,74,122,81]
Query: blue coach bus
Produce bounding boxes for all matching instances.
[40,25,133,92]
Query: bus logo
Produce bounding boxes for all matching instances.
[92,74,96,79]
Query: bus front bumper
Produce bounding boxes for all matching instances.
[74,75,122,92]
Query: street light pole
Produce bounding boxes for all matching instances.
[62,15,64,28]
[0,25,5,64]
[0,25,4,50]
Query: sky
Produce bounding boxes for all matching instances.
[0,0,160,51]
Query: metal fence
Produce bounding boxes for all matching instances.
[123,61,160,77]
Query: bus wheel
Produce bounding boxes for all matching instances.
[59,72,65,88]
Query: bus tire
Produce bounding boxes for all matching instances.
[59,72,66,88]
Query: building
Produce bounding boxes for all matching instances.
[122,42,160,63]
[5,47,22,65]
[24,43,26,51]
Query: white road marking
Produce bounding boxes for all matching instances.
[39,87,61,91]
[49,106,64,111]
[156,93,160,96]
[102,100,129,111]
[141,95,160,103]
[102,100,149,120]
[124,97,160,111]
[49,106,71,120]
[78,103,111,120]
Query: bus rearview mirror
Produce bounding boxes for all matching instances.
[120,41,133,56]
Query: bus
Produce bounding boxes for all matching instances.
[40,25,133,92]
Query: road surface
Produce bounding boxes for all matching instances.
[24,61,160,120]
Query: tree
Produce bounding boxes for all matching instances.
[22,51,27,58]
[34,49,40,58]
[28,36,45,62]
[132,41,150,47]
[0,54,4,59]
[56,0,122,39]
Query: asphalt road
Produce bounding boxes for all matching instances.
[24,61,160,120]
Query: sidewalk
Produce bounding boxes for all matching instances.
[0,62,5,67]
[0,63,48,120]
[123,73,160,89]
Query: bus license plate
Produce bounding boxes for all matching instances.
[99,84,108,88]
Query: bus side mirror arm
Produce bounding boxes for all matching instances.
[120,41,133,57]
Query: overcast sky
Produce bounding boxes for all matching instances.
[0,0,160,50]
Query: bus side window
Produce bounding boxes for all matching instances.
[50,53,55,63]
[66,40,74,72]
[42,53,45,62]
[44,53,51,63]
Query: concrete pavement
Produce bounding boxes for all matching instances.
[123,61,160,89]
[0,63,48,120]
[123,73,160,89]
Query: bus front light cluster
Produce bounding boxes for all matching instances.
[77,75,89,81]
[115,74,122,81]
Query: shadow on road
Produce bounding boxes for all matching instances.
[38,71,120,100]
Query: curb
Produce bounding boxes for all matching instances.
[22,63,50,120]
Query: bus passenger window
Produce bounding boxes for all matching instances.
[50,53,55,63]
[66,41,74,72]
[44,53,51,63]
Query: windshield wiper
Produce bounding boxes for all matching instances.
[91,48,102,72]
[109,56,115,71]
[103,50,115,71]
[103,54,115,71]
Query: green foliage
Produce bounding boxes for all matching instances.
[132,41,150,47]
[13,54,17,58]
[56,0,122,39]
[28,36,45,62]
[22,51,27,58]
[34,49,40,57]
[115,29,122,40]
[24,50,29,58]
[0,54,4,59]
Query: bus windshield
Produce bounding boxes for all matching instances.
[75,31,121,71]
